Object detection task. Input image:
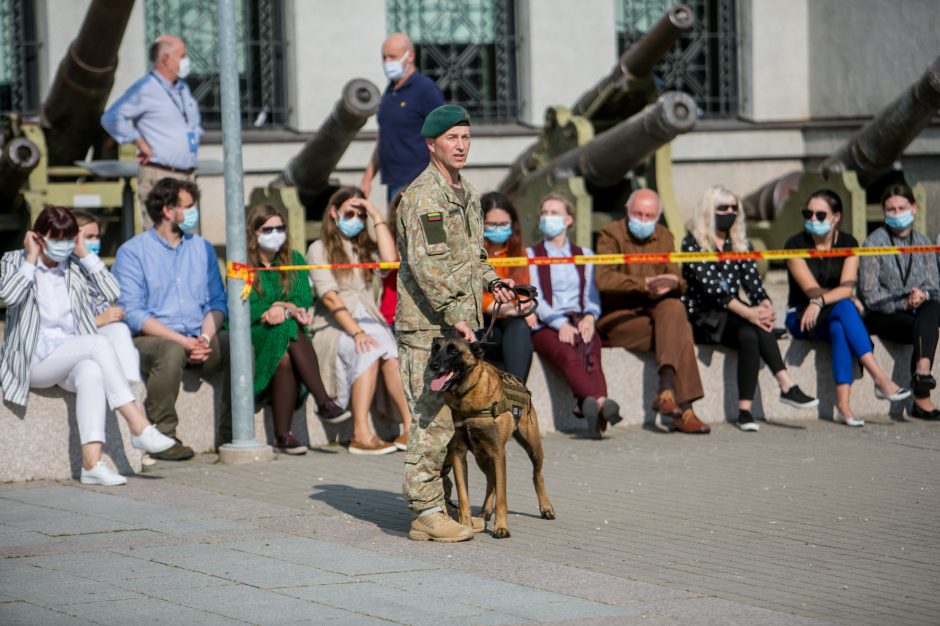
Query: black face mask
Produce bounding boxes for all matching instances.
[715,213,737,232]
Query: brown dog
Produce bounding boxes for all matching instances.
[428,336,555,538]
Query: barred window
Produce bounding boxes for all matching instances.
[0,0,38,113]
[145,0,288,129]
[617,0,738,117]
[387,0,519,122]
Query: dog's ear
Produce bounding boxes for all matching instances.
[471,341,486,359]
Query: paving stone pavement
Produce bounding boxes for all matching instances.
[1,416,938,625]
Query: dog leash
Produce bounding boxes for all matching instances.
[479,283,539,345]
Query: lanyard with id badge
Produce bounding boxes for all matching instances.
[151,72,199,154]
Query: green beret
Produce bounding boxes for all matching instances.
[420,104,471,138]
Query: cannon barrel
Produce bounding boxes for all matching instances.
[528,91,697,189]
[0,136,40,213]
[820,55,940,188]
[274,78,381,195]
[40,0,136,166]
[572,4,693,122]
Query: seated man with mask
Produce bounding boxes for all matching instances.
[112,178,231,460]
[595,189,711,434]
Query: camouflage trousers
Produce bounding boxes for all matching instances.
[398,329,453,514]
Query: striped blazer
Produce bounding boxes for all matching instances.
[0,250,120,406]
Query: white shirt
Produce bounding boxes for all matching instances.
[25,254,104,362]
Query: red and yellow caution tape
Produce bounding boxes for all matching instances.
[227,244,940,300]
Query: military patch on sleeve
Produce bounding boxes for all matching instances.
[421,212,447,246]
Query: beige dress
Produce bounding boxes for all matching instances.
[307,239,398,408]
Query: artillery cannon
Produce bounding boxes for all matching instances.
[504,92,698,246]
[41,0,135,166]
[744,54,940,252]
[501,4,693,203]
[250,78,381,249]
[1,0,137,256]
[573,3,694,132]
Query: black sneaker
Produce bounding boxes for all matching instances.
[317,398,351,424]
[780,385,819,409]
[737,410,759,432]
[601,399,623,426]
[149,440,195,461]
[582,397,603,440]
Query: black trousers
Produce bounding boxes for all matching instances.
[694,311,786,401]
[864,300,940,377]
[479,315,534,382]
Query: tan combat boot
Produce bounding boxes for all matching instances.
[409,511,474,542]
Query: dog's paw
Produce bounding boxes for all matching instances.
[492,527,511,539]
[540,507,555,520]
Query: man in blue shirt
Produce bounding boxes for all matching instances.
[112,178,229,461]
[360,33,445,202]
[102,35,203,230]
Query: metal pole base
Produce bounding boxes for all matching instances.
[218,442,274,465]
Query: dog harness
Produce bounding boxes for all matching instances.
[454,370,531,425]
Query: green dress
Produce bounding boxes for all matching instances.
[249,250,313,395]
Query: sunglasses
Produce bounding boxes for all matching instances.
[258,225,286,234]
[801,209,830,222]
[716,204,738,213]
[341,209,366,221]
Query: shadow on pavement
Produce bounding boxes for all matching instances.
[309,483,411,536]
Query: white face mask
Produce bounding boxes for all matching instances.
[383,51,409,81]
[257,230,286,252]
[177,56,191,79]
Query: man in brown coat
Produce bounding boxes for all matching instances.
[595,189,710,433]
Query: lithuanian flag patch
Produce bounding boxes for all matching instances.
[425,212,443,222]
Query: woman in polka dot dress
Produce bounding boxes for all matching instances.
[681,185,818,431]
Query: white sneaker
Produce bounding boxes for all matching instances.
[80,461,127,486]
[131,425,175,453]
[835,410,864,428]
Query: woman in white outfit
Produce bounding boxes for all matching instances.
[307,186,412,455]
[73,211,141,383]
[0,206,174,485]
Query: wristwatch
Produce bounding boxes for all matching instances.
[283,307,293,320]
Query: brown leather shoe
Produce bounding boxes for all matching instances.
[652,390,682,417]
[670,408,711,434]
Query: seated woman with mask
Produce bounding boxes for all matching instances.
[246,204,347,454]
[527,193,621,437]
[307,186,412,454]
[0,206,175,485]
[681,185,817,432]
[478,191,535,382]
[785,189,910,427]
[860,184,940,419]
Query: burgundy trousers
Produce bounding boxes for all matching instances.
[532,327,607,401]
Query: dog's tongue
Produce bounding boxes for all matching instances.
[430,371,454,392]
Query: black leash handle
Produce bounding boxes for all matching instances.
[479,282,539,344]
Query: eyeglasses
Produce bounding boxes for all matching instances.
[716,204,738,213]
[484,222,512,229]
[341,210,366,221]
[801,209,829,222]
[258,225,286,234]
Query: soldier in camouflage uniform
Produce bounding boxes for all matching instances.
[396,104,515,542]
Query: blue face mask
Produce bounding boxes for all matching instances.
[539,215,567,238]
[85,240,101,255]
[177,206,199,232]
[44,237,76,263]
[483,225,512,244]
[885,210,914,231]
[628,218,656,240]
[804,219,831,237]
[337,216,365,238]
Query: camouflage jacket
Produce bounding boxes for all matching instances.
[395,163,499,331]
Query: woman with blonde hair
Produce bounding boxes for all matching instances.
[246,204,347,455]
[681,185,817,431]
[307,186,412,454]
